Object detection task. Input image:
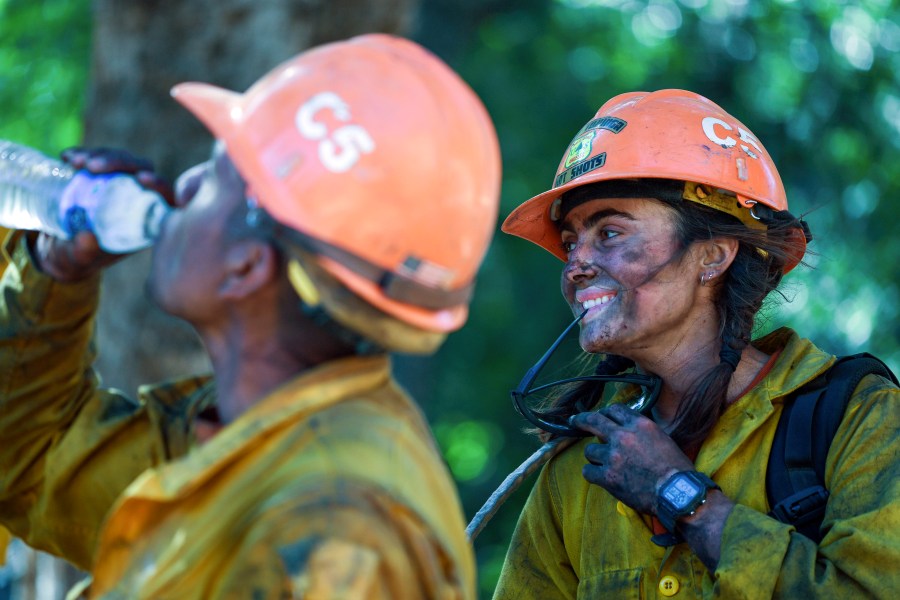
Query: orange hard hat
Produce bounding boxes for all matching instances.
[171,34,501,333]
[502,89,807,273]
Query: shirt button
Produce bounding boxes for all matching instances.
[659,575,680,596]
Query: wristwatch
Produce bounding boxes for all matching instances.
[656,470,720,533]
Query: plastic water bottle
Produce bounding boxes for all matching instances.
[0,140,170,253]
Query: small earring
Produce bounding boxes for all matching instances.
[700,271,715,286]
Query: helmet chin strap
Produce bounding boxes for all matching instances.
[244,203,381,356]
[286,259,383,357]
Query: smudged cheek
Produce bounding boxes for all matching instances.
[153,225,197,297]
[604,257,660,294]
[624,235,672,270]
[620,287,640,322]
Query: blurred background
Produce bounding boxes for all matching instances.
[1,0,898,597]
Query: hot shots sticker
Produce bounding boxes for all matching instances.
[554,152,607,187]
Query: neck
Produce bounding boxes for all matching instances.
[200,330,308,424]
[196,311,356,425]
[627,311,770,426]
[642,338,719,424]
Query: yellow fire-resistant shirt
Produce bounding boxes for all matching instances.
[494,329,900,599]
[0,231,475,599]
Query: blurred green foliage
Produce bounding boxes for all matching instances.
[2,0,899,598]
[0,0,90,153]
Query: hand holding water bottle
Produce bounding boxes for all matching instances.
[31,228,121,283]
[0,141,174,282]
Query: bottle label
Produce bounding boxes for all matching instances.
[59,172,115,236]
[58,170,170,253]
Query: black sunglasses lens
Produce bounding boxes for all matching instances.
[513,375,661,437]
[512,387,588,437]
[509,311,661,437]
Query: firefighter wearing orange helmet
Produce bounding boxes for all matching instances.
[0,35,499,598]
[493,90,899,598]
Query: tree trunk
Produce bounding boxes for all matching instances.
[84,0,419,395]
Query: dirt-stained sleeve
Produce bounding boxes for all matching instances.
[0,231,167,570]
[212,480,470,599]
[714,374,900,598]
[492,454,580,600]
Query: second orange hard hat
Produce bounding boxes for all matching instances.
[171,34,501,333]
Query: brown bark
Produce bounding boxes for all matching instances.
[82,0,419,394]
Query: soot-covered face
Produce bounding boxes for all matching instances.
[559,196,710,360]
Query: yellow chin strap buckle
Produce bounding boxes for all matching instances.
[287,259,321,307]
[682,182,767,231]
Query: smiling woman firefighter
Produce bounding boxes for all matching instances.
[490,90,900,598]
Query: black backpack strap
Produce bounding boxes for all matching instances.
[767,353,898,542]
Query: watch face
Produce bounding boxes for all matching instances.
[662,474,702,510]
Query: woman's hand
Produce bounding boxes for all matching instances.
[570,404,695,515]
[571,404,735,571]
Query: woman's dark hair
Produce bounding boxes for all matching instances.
[541,179,808,448]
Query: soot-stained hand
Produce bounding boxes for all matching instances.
[32,230,122,283]
[61,146,175,206]
[569,404,696,516]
